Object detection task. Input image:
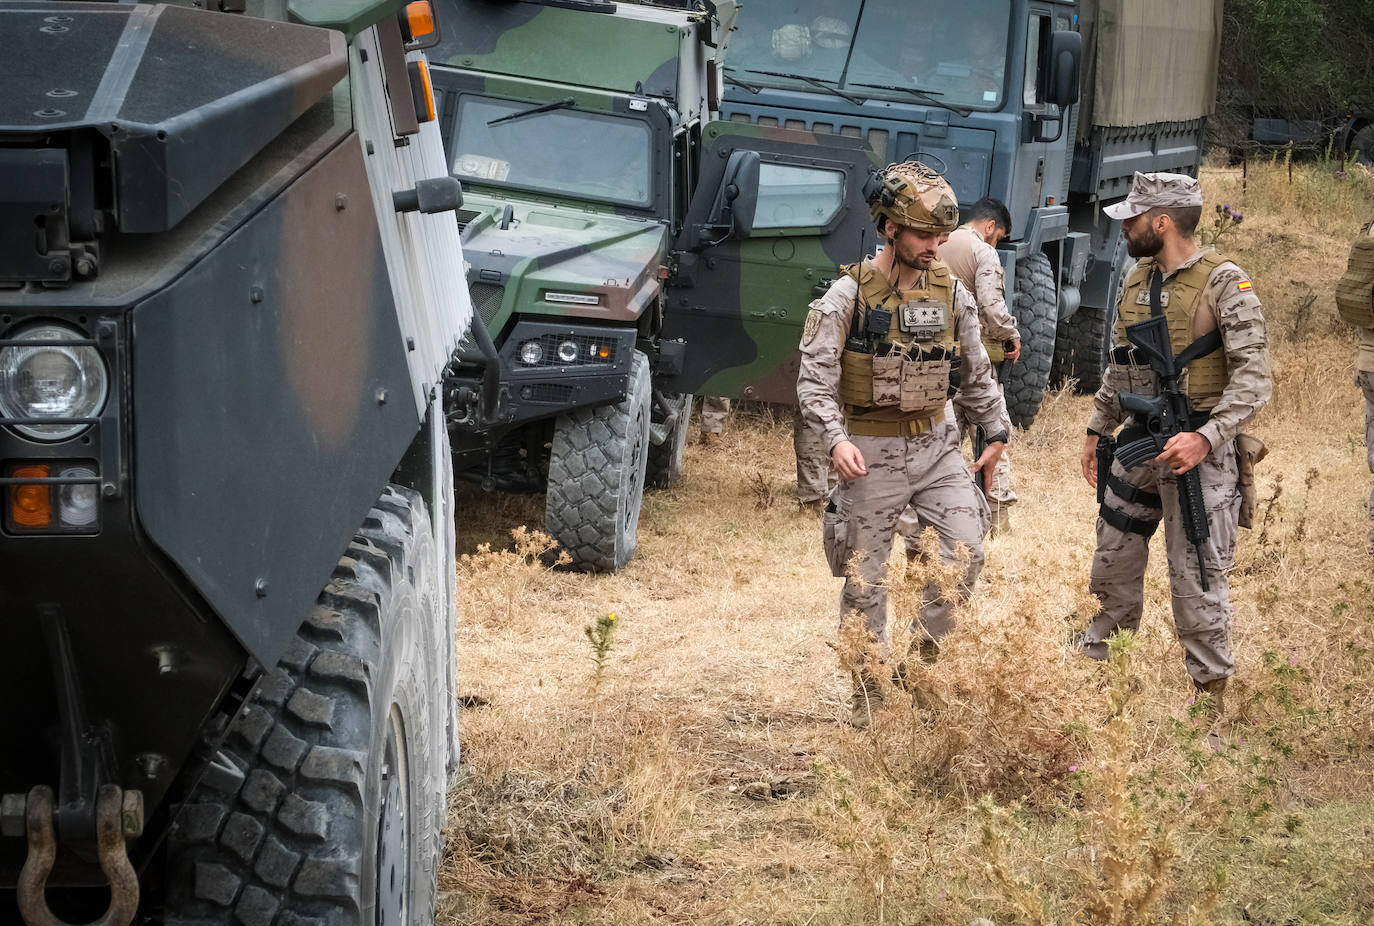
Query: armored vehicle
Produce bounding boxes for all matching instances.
[715,0,1224,427]
[1,2,470,923]
[429,0,877,571]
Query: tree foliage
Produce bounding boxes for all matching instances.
[1220,0,1374,117]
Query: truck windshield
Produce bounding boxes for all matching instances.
[727,0,1011,111]
[450,96,654,207]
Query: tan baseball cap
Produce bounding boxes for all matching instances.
[1103,171,1204,220]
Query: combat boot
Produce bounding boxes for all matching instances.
[849,670,883,729]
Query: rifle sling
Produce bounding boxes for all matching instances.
[1145,266,1225,368]
[1099,503,1159,538]
[1105,471,1162,509]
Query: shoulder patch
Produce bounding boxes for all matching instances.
[1237,280,1252,291]
[802,307,824,347]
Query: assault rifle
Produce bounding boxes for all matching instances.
[1113,314,1219,591]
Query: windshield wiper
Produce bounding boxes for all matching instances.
[732,67,868,107]
[488,97,576,127]
[721,67,762,94]
[848,82,973,118]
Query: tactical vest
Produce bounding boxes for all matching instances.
[1113,251,1229,408]
[837,260,959,423]
[1335,226,1374,328]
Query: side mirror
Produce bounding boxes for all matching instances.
[711,149,760,238]
[1046,30,1082,108]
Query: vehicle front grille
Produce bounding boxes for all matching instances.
[468,282,505,326]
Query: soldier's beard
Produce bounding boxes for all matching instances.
[1126,223,1163,258]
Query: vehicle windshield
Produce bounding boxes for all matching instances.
[450,95,654,207]
[726,0,1012,111]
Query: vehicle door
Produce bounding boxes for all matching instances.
[663,122,878,404]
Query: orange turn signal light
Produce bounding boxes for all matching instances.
[416,60,436,123]
[405,2,435,40]
[9,464,52,529]
[597,345,611,359]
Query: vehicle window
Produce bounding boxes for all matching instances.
[727,0,1011,111]
[753,163,845,229]
[1024,12,1050,106]
[450,96,653,207]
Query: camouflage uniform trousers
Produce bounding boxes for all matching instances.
[827,430,990,650]
[699,395,731,434]
[952,363,1016,508]
[1082,440,1242,684]
[1361,370,1374,553]
[794,406,833,503]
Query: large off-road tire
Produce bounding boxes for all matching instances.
[545,349,651,572]
[1051,234,1128,395]
[165,486,451,926]
[645,391,691,489]
[1351,124,1374,166]
[1001,252,1057,429]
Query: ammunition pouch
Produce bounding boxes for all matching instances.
[838,348,875,406]
[1336,232,1374,328]
[1235,432,1268,529]
[982,336,1005,364]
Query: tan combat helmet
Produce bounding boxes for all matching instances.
[866,161,960,235]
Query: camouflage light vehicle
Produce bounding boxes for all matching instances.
[1,2,469,923]
[717,0,1224,427]
[430,0,878,572]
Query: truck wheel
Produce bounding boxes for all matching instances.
[545,349,651,572]
[1051,235,1127,394]
[645,391,691,488]
[165,486,450,926]
[1001,252,1056,429]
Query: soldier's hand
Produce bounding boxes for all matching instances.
[972,440,1005,481]
[1081,434,1100,487]
[1004,339,1021,362]
[1156,431,1211,475]
[831,440,867,480]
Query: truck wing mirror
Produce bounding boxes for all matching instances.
[710,149,761,239]
[1047,30,1082,108]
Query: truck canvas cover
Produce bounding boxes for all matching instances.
[1077,0,1223,133]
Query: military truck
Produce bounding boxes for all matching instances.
[713,0,1224,427]
[1,2,469,923]
[429,0,878,570]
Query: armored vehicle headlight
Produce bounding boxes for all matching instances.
[557,340,579,363]
[0,323,108,441]
[57,465,100,528]
[518,341,544,366]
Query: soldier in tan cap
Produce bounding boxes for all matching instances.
[938,197,1020,533]
[1335,220,1374,554]
[797,161,1009,728]
[1078,171,1272,716]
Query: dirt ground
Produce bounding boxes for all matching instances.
[439,161,1374,925]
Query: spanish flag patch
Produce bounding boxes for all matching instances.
[1237,280,1253,291]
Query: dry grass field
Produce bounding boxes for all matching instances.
[438,160,1374,925]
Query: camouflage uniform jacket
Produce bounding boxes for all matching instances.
[797,262,1007,453]
[937,226,1018,342]
[1087,246,1272,450]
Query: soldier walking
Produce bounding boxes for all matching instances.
[1078,172,1272,715]
[938,197,1020,533]
[1336,220,1374,555]
[797,162,1009,728]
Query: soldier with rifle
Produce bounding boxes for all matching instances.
[1077,172,1272,717]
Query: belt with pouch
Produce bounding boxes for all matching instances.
[845,411,944,437]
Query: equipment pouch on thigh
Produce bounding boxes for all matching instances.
[899,357,950,412]
[871,347,904,407]
[822,499,852,578]
[1234,432,1268,529]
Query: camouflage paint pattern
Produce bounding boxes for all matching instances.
[1083,447,1241,684]
[662,121,883,402]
